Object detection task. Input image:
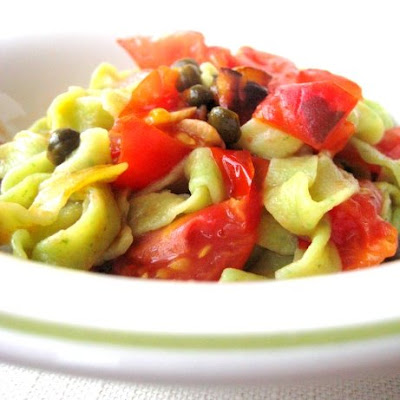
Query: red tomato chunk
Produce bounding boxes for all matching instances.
[329,181,398,270]
[112,190,262,281]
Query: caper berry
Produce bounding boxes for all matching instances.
[207,107,241,145]
[176,64,202,92]
[185,84,215,108]
[172,58,200,69]
[47,128,80,165]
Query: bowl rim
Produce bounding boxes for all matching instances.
[0,251,400,350]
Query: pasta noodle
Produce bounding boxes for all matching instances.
[264,154,359,236]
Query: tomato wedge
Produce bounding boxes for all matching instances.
[121,66,181,118]
[211,148,255,198]
[111,188,262,281]
[109,115,191,190]
[329,181,398,270]
[117,31,208,68]
[254,81,358,153]
[297,69,363,99]
[118,31,237,70]
[235,46,299,91]
[206,46,237,68]
[375,126,400,159]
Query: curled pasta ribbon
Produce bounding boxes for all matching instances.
[264,154,359,236]
[351,137,400,187]
[348,99,393,145]
[97,188,134,264]
[55,128,112,173]
[0,202,40,244]
[257,211,297,256]
[128,147,225,236]
[46,86,114,132]
[89,62,137,90]
[30,163,127,225]
[89,63,145,118]
[219,268,268,282]
[12,184,122,270]
[0,131,50,180]
[0,164,127,246]
[375,181,400,231]
[1,152,54,193]
[12,201,83,257]
[275,218,342,279]
[29,67,135,135]
[1,127,112,196]
[0,173,51,207]
[246,247,294,278]
[238,118,303,160]
[184,147,226,205]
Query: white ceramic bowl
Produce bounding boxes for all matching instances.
[1,32,400,386]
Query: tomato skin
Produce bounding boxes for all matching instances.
[297,69,363,99]
[235,46,299,91]
[121,66,181,118]
[117,31,207,68]
[329,181,398,270]
[111,150,265,281]
[376,127,400,159]
[111,189,262,281]
[254,81,358,153]
[118,31,238,71]
[251,156,270,190]
[211,148,255,198]
[206,46,237,68]
[109,115,191,190]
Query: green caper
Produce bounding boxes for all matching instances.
[47,128,80,165]
[172,58,200,69]
[176,64,202,92]
[207,107,241,145]
[185,84,215,108]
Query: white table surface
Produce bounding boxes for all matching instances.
[1,361,400,400]
[0,363,400,400]
[2,0,400,398]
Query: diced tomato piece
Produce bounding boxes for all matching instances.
[109,115,191,190]
[118,31,238,70]
[329,181,398,270]
[376,127,400,159]
[323,120,356,154]
[117,31,207,68]
[254,81,359,153]
[111,189,262,281]
[121,66,181,118]
[251,156,270,190]
[297,69,363,99]
[206,46,237,68]
[211,148,255,198]
[235,46,299,91]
